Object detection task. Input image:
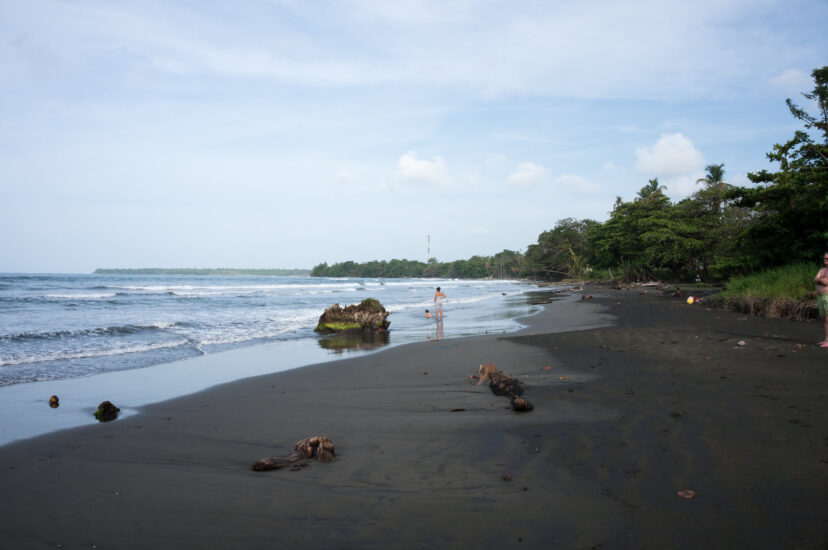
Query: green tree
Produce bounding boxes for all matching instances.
[636,178,666,201]
[696,163,730,216]
[523,218,597,280]
[492,249,523,279]
[730,66,828,270]
[588,194,703,281]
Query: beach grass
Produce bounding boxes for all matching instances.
[715,262,819,320]
[721,262,816,301]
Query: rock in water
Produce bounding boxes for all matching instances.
[93,401,120,422]
[314,298,390,334]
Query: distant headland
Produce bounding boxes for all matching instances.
[93,268,311,276]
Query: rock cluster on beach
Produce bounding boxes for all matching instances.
[314,298,390,334]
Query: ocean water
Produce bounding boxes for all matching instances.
[0,273,545,387]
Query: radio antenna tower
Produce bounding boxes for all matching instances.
[427,235,431,263]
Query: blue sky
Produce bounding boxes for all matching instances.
[1,0,826,273]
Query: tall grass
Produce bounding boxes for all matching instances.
[721,262,817,301]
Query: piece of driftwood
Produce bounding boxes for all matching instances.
[478,363,525,396]
[510,395,534,412]
[251,436,335,471]
[476,364,533,412]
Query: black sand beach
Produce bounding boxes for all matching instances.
[0,289,826,549]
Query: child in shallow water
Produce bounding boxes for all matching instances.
[425,309,432,319]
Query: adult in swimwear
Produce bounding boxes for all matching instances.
[815,251,828,348]
[434,287,447,321]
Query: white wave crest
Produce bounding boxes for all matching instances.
[0,339,191,367]
[44,293,117,300]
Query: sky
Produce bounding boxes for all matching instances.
[1,0,826,273]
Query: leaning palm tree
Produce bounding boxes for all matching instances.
[636,178,666,200]
[696,163,730,214]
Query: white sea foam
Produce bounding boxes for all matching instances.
[192,308,321,346]
[0,339,191,367]
[44,293,117,300]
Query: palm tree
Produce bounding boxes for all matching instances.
[636,178,666,200]
[696,163,730,214]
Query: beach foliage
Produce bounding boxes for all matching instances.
[586,193,704,281]
[713,262,819,320]
[522,218,597,280]
[719,262,816,301]
[311,251,524,279]
[728,66,828,271]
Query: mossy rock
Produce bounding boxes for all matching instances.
[358,298,385,313]
[315,321,362,332]
[94,400,120,422]
[314,299,391,334]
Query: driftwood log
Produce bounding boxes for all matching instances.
[477,364,533,412]
[252,436,335,471]
[510,395,534,412]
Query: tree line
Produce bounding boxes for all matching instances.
[313,68,827,283]
[311,250,524,279]
[94,268,311,276]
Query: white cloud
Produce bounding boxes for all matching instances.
[729,172,752,187]
[467,226,490,236]
[660,175,700,198]
[553,174,599,194]
[379,178,398,192]
[635,133,704,177]
[507,162,547,188]
[634,133,707,197]
[4,0,824,101]
[771,69,811,92]
[334,169,357,183]
[397,151,449,185]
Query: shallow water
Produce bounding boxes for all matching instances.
[0,274,543,386]
[0,275,561,446]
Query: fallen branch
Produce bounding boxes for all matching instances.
[252,436,336,471]
[477,364,533,412]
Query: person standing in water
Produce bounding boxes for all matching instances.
[433,287,447,321]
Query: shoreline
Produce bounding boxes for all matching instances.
[0,287,555,448]
[1,288,825,548]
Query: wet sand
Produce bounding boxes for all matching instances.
[0,289,826,549]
